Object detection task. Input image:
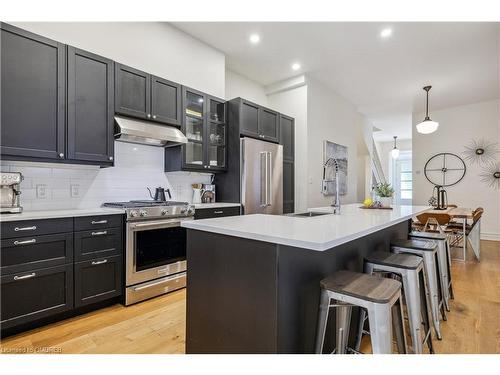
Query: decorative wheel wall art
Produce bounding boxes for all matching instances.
[479,161,500,190]
[424,153,466,187]
[463,138,499,165]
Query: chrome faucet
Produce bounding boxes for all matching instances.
[322,158,341,214]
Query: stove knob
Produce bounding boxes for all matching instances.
[129,210,138,217]
[139,210,148,217]
[180,208,187,214]
[161,210,168,216]
[187,207,194,215]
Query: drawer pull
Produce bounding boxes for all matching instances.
[214,211,224,214]
[14,226,37,231]
[91,220,108,225]
[14,272,36,281]
[13,239,36,246]
[91,231,108,236]
[91,259,108,266]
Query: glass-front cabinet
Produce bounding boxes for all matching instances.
[165,87,227,173]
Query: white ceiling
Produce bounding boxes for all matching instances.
[173,22,500,142]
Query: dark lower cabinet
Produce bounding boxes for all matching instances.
[74,256,123,308]
[67,46,114,164]
[194,206,241,220]
[0,264,73,330]
[1,23,66,160]
[74,227,123,262]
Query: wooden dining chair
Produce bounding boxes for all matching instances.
[416,213,452,234]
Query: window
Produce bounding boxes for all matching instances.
[391,151,412,205]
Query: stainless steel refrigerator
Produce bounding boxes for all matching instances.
[240,137,283,215]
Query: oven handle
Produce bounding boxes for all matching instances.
[128,217,193,231]
[133,273,185,291]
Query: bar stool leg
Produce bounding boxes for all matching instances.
[315,289,331,354]
[419,269,435,353]
[335,303,352,354]
[436,243,451,312]
[392,294,408,354]
[422,253,443,340]
[401,271,423,354]
[367,303,393,354]
[353,261,375,352]
[445,240,455,300]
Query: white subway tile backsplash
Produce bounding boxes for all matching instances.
[3,141,215,210]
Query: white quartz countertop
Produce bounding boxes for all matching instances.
[0,207,125,222]
[181,204,431,251]
[193,202,241,209]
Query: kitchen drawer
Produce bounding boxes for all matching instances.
[74,214,123,231]
[74,227,122,262]
[0,264,73,330]
[194,206,241,220]
[74,255,122,307]
[1,233,73,275]
[1,217,73,239]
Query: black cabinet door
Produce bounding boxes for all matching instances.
[74,227,123,262]
[239,100,260,138]
[0,264,73,330]
[74,255,122,307]
[151,75,182,126]
[67,47,114,163]
[115,63,150,119]
[283,160,295,214]
[279,114,294,161]
[205,95,227,172]
[1,23,65,160]
[194,206,241,220]
[259,107,280,143]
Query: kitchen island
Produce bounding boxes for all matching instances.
[182,204,429,353]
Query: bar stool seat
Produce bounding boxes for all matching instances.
[320,270,402,304]
[355,251,434,354]
[391,239,446,340]
[316,270,407,354]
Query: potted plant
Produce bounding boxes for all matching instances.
[374,183,395,207]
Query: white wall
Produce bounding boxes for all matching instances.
[376,139,412,182]
[12,22,225,97]
[412,99,500,240]
[3,22,224,209]
[225,69,268,104]
[306,77,367,207]
[267,85,308,212]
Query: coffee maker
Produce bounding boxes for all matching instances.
[1,172,23,213]
[201,184,216,203]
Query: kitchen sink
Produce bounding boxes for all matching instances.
[289,211,331,218]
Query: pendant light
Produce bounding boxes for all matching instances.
[391,136,400,159]
[416,85,439,134]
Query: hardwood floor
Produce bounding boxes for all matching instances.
[1,240,499,354]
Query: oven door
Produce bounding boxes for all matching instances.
[126,217,192,286]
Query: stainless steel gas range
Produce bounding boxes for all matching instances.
[103,200,194,305]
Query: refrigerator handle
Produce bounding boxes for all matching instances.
[260,152,267,207]
[267,152,272,206]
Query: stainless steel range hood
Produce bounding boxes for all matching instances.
[114,116,187,147]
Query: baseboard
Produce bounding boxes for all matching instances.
[481,232,500,241]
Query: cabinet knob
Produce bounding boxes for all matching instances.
[109,156,114,161]
[153,115,157,119]
[59,153,64,158]
[147,114,151,118]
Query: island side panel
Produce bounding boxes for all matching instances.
[186,229,279,353]
[276,220,410,353]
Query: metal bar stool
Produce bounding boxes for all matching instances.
[354,251,434,354]
[409,231,454,305]
[391,239,446,340]
[315,270,407,354]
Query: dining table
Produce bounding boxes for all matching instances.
[425,206,480,261]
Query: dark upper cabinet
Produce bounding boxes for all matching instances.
[115,63,150,119]
[151,75,182,126]
[0,23,66,160]
[259,108,279,142]
[67,47,114,163]
[0,264,73,330]
[115,63,182,127]
[165,87,227,173]
[240,100,260,138]
[280,114,295,214]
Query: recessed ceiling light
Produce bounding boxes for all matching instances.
[380,28,392,38]
[291,63,301,71]
[249,34,260,44]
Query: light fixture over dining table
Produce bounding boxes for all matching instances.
[416,85,439,134]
